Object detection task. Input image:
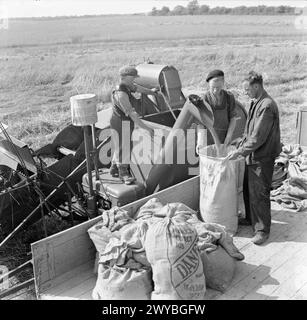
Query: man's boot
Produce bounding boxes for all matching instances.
[118,164,135,185]
[251,231,269,245]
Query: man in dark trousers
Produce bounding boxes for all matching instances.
[228,71,281,245]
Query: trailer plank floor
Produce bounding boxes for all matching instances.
[40,203,307,300]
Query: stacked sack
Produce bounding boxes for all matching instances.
[144,203,206,300]
[88,199,245,300]
[88,207,153,300]
[271,144,307,211]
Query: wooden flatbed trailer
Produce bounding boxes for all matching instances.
[31,175,307,300]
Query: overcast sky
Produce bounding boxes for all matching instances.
[0,0,306,18]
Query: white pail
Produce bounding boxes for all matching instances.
[70,93,98,126]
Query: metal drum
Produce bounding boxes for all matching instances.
[135,64,185,109]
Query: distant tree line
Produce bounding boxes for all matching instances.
[149,0,302,16]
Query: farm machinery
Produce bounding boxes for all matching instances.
[0,63,247,252]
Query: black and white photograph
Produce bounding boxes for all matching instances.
[0,0,306,306]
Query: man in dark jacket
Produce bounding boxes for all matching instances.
[228,71,281,245]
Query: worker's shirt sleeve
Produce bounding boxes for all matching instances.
[134,83,152,95]
[113,91,135,117]
[237,103,275,157]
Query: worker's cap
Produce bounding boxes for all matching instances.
[206,69,224,82]
[119,66,139,77]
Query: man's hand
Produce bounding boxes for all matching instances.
[151,88,160,95]
[196,144,204,155]
[224,137,231,147]
[227,149,242,160]
[230,137,242,147]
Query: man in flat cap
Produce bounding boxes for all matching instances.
[228,71,281,245]
[196,69,238,152]
[110,65,158,184]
